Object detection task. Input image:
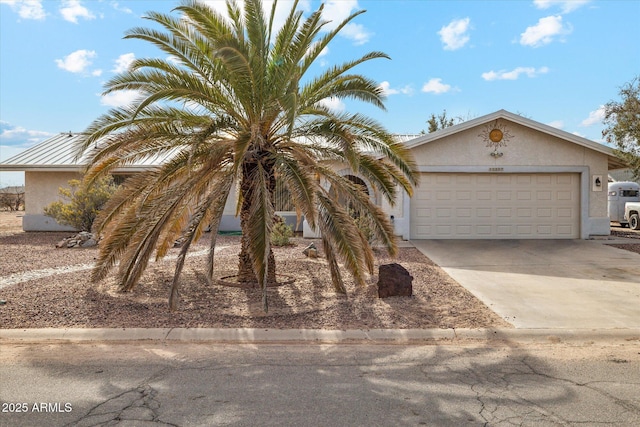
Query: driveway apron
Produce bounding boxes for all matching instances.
[410,239,640,329]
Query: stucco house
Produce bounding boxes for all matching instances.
[0,110,627,239]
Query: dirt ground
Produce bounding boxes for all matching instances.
[0,212,511,330]
[0,211,23,235]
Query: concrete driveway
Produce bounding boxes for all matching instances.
[411,239,640,329]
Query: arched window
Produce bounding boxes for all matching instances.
[329,174,370,217]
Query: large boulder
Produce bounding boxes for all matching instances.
[377,263,413,298]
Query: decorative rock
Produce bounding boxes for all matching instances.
[55,232,99,248]
[303,242,318,258]
[377,263,413,298]
[81,238,97,248]
[78,231,93,241]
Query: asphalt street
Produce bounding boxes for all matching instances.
[1,340,639,426]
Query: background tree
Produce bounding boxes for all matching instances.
[603,76,640,179]
[420,110,465,134]
[44,176,117,232]
[76,0,417,311]
[0,186,24,211]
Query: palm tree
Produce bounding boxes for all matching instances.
[77,0,417,311]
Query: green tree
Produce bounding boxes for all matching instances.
[603,76,640,179]
[76,0,417,311]
[43,176,117,232]
[421,110,461,134]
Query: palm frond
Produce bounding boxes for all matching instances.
[316,192,369,288]
[246,161,275,311]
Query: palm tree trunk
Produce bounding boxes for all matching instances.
[237,154,277,286]
[238,208,277,286]
[237,230,276,285]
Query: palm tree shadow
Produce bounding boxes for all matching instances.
[2,336,600,426]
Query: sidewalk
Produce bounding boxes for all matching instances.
[2,327,639,344]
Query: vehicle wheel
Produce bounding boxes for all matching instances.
[630,213,640,230]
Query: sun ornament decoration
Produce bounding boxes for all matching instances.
[479,120,513,158]
[479,120,512,149]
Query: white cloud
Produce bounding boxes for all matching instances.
[340,22,372,45]
[421,78,452,94]
[321,0,358,29]
[100,90,141,108]
[92,69,103,77]
[316,97,345,113]
[198,0,369,45]
[305,42,329,60]
[60,0,95,23]
[319,0,372,45]
[547,120,564,129]
[113,53,135,73]
[110,1,132,14]
[0,0,46,20]
[482,66,549,81]
[379,81,413,96]
[199,1,312,34]
[438,18,471,51]
[0,121,53,146]
[55,49,97,73]
[0,120,49,187]
[520,15,571,47]
[534,0,590,14]
[581,106,605,126]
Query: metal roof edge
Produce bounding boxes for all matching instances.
[0,165,86,172]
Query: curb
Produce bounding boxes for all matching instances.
[1,328,639,344]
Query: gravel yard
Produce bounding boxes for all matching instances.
[607,225,640,255]
[0,212,510,330]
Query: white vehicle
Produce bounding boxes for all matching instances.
[608,181,640,227]
[625,202,640,230]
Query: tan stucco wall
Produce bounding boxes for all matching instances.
[410,120,605,169]
[407,119,611,238]
[583,148,609,217]
[223,182,238,216]
[25,171,83,215]
[380,185,404,218]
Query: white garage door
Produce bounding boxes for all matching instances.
[411,173,580,239]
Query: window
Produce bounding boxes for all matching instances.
[274,177,295,212]
[621,190,639,197]
[112,174,132,186]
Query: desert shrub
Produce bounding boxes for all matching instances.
[271,215,294,246]
[349,208,377,246]
[44,176,117,232]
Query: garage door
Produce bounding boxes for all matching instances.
[411,173,580,239]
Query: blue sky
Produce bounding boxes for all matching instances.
[1,0,639,186]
